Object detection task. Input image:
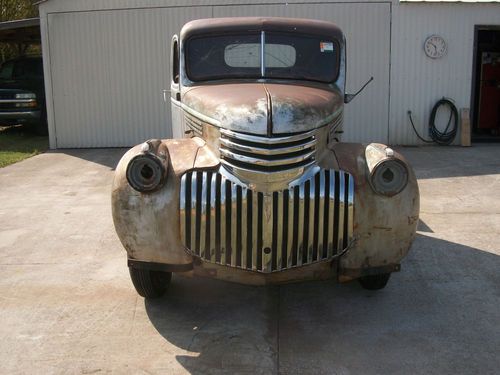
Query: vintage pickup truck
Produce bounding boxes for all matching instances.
[112,17,419,298]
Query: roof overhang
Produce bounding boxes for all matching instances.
[0,18,40,45]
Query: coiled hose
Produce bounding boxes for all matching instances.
[408,98,458,145]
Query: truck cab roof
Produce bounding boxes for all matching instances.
[181,17,344,41]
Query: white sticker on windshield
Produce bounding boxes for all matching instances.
[320,42,334,53]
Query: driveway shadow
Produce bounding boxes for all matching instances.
[145,234,500,374]
[49,148,127,170]
[396,144,500,180]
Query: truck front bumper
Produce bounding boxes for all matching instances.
[0,110,41,125]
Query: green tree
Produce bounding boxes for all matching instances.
[0,0,39,62]
[0,0,38,21]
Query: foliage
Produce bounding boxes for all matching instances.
[0,0,38,21]
[0,0,39,63]
[0,125,48,168]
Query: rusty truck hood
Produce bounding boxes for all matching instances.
[181,83,343,135]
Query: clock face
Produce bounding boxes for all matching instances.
[424,35,447,59]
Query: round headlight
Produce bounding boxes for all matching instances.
[370,159,408,197]
[126,154,166,193]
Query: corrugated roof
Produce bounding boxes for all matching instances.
[0,18,40,44]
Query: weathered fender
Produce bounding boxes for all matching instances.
[329,143,420,282]
[111,137,219,265]
[113,138,418,284]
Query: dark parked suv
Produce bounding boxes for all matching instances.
[0,56,47,135]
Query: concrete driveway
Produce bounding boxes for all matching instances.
[0,145,499,374]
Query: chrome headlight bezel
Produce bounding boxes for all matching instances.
[370,158,409,197]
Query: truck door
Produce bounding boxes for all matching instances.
[169,34,184,139]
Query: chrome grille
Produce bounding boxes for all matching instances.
[184,113,203,137]
[219,129,316,173]
[180,168,354,273]
[0,93,15,100]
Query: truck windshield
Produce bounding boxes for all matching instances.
[186,32,339,83]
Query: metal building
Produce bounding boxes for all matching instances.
[38,0,500,148]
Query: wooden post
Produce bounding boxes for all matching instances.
[460,108,471,147]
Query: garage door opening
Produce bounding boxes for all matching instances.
[472,26,500,142]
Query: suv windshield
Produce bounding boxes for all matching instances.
[186,32,339,83]
[13,59,43,80]
[0,58,43,80]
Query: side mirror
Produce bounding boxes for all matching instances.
[344,77,374,104]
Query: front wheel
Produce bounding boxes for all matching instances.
[129,267,172,298]
[358,273,391,290]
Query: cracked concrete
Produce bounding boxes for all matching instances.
[0,145,499,374]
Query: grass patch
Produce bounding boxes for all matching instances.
[0,125,49,168]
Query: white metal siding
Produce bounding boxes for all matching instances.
[48,7,211,148]
[390,3,500,144]
[213,3,391,143]
[40,0,500,147]
[40,0,390,13]
[45,2,390,147]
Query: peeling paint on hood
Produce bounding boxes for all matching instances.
[267,83,343,134]
[182,83,269,135]
[181,82,343,135]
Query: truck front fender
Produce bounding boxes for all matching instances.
[111,137,218,265]
[331,143,420,281]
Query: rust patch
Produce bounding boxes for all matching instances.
[182,83,268,134]
[266,82,343,134]
[408,215,419,225]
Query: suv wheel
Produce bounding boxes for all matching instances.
[35,109,48,136]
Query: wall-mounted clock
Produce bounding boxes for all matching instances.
[424,35,447,59]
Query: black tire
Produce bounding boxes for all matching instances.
[35,110,48,136]
[129,267,172,298]
[358,273,391,290]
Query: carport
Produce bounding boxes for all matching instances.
[0,18,40,54]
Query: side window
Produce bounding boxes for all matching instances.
[172,37,179,84]
[0,61,14,80]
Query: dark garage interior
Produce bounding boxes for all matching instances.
[472,26,500,141]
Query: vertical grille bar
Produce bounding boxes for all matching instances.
[262,193,273,272]
[307,178,316,263]
[241,187,248,269]
[251,190,259,271]
[347,174,355,245]
[276,191,284,270]
[190,172,198,254]
[180,174,187,246]
[317,170,325,259]
[337,172,345,253]
[199,173,208,259]
[287,187,294,268]
[327,171,336,257]
[220,178,227,265]
[209,173,217,262]
[230,184,238,267]
[297,184,305,266]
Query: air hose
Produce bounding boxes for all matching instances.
[408,98,458,145]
